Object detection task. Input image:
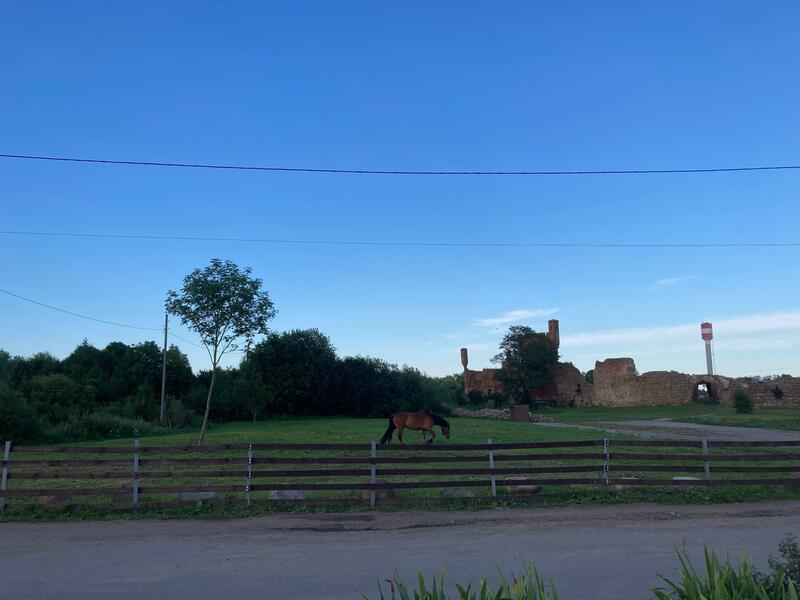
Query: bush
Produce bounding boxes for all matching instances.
[772,386,784,399]
[760,535,800,596]
[485,391,508,408]
[167,396,195,429]
[466,390,484,406]
[366,563,558,600]
[653,548,797,600]
[41,412,162,443]
[0,384,41,442]
[734,389,754,414]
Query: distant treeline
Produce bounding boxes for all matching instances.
[0,329,463,443]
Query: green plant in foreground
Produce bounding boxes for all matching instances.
[364,563,558,600]
[762,534,800,595]
[652,547,798,600]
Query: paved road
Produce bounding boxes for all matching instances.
[2,502,798,599]
[537,419,800,442]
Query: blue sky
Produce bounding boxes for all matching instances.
[1,2,799,377]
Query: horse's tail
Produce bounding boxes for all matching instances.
[379,415,396,444]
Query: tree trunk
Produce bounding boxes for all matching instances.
[198,364,217,446]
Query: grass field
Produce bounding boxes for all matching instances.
[110,416,607,446]
[538,405,800,431]
[3,415,800,522]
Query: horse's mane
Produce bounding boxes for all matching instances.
[425,411,449,427]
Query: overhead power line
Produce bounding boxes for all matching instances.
[169,333,205,349]
[0,287,205,348]
[0,288,159,331]
[1,230,798,248]
[2,152,800,176]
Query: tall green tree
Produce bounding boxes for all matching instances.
[491,325,559,405]
[245,329,338,416]
[166,259,276,444]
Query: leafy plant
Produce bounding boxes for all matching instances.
[365,563,558,600]
[772,386,784,399]
[733,389,754,414]
[761,535,800,595]
[652,547,798,599]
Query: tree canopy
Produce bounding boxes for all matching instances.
[166,259,276,444]
[492,325,559,404]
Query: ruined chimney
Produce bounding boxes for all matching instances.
[547,319,560,349]
[460,347,469,369]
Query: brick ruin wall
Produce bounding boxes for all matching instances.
[586,357,800,408]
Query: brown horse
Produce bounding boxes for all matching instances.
[379,410,450,444]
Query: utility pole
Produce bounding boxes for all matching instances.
[159,313,168,426]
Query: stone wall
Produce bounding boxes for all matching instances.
[463,367,503,396]
[554,362,591,405]
[590,357,800,408]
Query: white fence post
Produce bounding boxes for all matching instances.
[702,437,711,481]
[132,439,140,505]
[487,439,497,497]
[370,440,377,508]
[0,441,11,510]
[245,443,253,506]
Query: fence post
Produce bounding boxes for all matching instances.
[702,437,711,481]
[487,438,497,497]
[603,439,610,485]
[132,439,140,505]
[370,440,377,508]
[245,443,253,506]
[0,441,11,510]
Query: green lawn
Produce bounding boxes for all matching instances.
[538,405,800,431]
[120,416,608,446]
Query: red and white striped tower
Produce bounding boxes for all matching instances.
[700,322,714,375]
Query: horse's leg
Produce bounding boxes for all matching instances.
[427,427,435,444]
[421,430,427,443]
[397,425,405,444]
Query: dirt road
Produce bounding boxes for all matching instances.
[2,501,798,599]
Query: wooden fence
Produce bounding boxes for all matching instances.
[1,438,800,510]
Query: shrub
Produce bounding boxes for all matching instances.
[466,390,484,406]
[365,563,558,600]
[772,386,784,399]
[485,391,508,408]
[760,535,800,596]
[653,548,797,600]
[167,396,195,429]
[734,389,754,414]
[42,412,162,443]
[0,384,41,442]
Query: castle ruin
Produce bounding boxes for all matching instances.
[461,319,800,408]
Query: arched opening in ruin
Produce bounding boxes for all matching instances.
[691,380,719,404]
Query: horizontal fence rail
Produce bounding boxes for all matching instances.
[1,437,799,510]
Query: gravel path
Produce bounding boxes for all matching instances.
[536,419,800,441]
[2,501,799,599]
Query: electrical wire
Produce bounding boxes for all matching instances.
[1,230,798,248]
[0,287,206,348]
[2,152,800,176]
[169,332,205,349]
[0,288,160,331]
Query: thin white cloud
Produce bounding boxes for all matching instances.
[649,275,695,292]
[474,308,559,327]
[561,309,800,349]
